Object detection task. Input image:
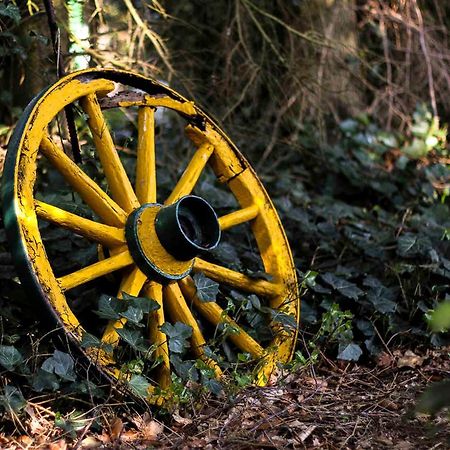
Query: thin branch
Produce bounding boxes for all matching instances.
[413,0,438,117]
[122,0,174,75]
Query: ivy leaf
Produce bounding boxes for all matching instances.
[193,273,219,302]
[0,386,26,413]
[339,118,359,135]
[54,411,87,438]
[80,332,113,353]
[243,269,274,281]
[0,4,21,24]
[122,293,160,313]
[356,319,375,337]
[268,310,298,331]
[94,295,123,320]
[210,242,241,269]
[247,294,262,311]
[120,306,144,327]
[0,345,23,371]
[367,287,397,314]
[198,180,237,208]
[32,369,60,392]
[300,300,318,324]
[397,233,418,257]
[70,380,104,398]
[364,277,397,314]
[128,374,150,398]
[309,282,332,294]
[80,332,102,349]
[301,270,318,289]
[397,233,432,258]
[202,378,223,395]
[321,273,363,300]
[170,355,198,381]
[41,350,76,381]
[403,137,428,159]
[241,295,268,334]
[115,328,148,352]
[338,343,363,361]
[160,322,192,354]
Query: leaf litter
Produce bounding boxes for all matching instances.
[0,346,448,449]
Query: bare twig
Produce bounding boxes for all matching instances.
[122,0,174,76]
[413,0,438,118]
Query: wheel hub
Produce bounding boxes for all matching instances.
[125,195,221,282]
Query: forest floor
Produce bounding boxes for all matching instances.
[0,346,449,449]
[0,142,449,449]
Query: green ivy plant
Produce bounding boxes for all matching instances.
[274,103,449,361]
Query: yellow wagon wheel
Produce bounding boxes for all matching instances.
[1,69,299,401]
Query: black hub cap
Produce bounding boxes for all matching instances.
[155,195,221,261]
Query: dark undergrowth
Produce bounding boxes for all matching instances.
[0,106,448,448]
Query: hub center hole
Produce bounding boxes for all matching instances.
[179,213,200,244]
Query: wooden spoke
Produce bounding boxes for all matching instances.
[35,200,125,248]
[58,250,133,292]
[136,106,157,204]
[165,143,214,204]
[218,204,259,231]
[164,283,222,377]
[40,135,127,227]
[193,258,281,297]
[144,282,170,388]
[101,266,148,346]
[80,93,140,213]
[179,278,264,359]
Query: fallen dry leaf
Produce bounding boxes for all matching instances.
[133,412,164,442]
[25,406,50,437]
[187,437,207,448]
[397,350,425,368]
[377,351,393,367]
[379,398,399,410]
[287,419,304,429]
[142,420,164,442]
[375,435,393,445]
[304,377,328,390]
[268,435,288,446]
[121,430,140,442]
[173,413,193,427]
[28,416,47,436]
[17,435,33,446]
[79,436,102,448]
[110,417,124,441]
[48,439,67,450]
[299,425,316,443]
[98,430,111,444]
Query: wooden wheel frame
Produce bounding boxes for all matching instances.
[1,69,299,402]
